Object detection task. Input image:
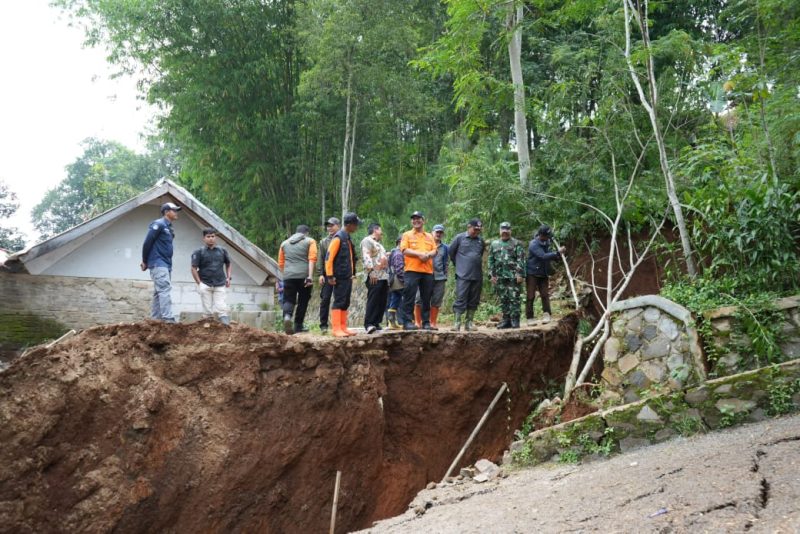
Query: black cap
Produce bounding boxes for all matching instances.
[537,224,553,237]
[410,211,425,219]
[500,221,512,230]
[160,202,181,214]
[325,217,341,226]
[343,212,361,225]
[468,218,483,228]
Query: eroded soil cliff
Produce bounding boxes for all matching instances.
[0,318,576,533]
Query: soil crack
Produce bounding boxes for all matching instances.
[656,467,683,479]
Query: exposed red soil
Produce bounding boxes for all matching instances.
[0,317,577,533]
[564,226,680,311]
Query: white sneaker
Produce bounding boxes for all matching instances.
[542,313,551,324]
[527,318,536,327]
[366,325,377,334]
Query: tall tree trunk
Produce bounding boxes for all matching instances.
[341,69,353,218]
[507,2,530,187]
[623,0,696,277]
[756,10,778,180]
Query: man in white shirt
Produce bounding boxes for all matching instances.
[361,222,389,334]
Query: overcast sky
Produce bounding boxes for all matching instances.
[0,1,154,245]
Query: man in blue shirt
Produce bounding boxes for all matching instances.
[141,202,181,322]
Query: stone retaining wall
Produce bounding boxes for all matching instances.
[601,296,705,403]
[0,271,274,337]
[704,295,800,376]
[509,358,800,467]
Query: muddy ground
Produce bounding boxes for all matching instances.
[363,414,800,533]
[0,318,576,533]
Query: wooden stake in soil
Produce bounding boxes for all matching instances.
[329,470,342,534]
[46,329,77,349]
[442,382,508,482]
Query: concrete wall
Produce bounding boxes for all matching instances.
[0,271,274,331]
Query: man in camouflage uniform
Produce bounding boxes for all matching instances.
[488,222,526,329]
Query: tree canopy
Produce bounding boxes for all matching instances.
[53,0,799,297]
[32,138,176,239]
[0,180,25,252]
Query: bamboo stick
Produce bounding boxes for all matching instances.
[329,470,342,534]
[441,382,508,482]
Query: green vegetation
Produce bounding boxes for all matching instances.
[766,367,800,416]
[0,313,69,349]
[48,0,798,274]
[0,181,25,252]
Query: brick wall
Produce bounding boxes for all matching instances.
[0,271,273,331]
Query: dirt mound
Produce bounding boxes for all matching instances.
[0,318,576,533]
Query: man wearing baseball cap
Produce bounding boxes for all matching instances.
[140,201,182,322]
[488,222,526,328]
[413,223,448,328]
[316,217,340,332]
[325,212,361,337]
[400,211,437,330]
[526,224,566,325]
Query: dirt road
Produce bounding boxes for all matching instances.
[362,414,800,533]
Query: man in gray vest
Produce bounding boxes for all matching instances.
[278,225,318,335]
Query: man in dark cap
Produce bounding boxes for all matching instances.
[316,217,341,332]
[526,224,566,325]
[449,218,486,331]
[278,224,318,334]
[400,211,438,330]
[140,202,181,322]
[325,212,360,337]
[488,222,526,328]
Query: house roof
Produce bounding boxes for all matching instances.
[4,179,280,282]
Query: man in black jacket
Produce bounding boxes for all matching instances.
[526,224,565,325]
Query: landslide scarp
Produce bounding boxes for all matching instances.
[0,318,576,533]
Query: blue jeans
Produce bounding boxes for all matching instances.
[150,266,174,321]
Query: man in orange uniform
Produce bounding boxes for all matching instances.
[324,212,361,337]
[400,211,438,331]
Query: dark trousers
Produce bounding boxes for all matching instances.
[364,279,389,328]
[388,289,405,323]
[282,278,312,326]
[332,278,352,310]
[526,275,551,318]
[453,277,482,313]
[319,281,333,327]
[402,271,433,325]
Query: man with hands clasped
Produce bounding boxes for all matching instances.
[191,227,232,325]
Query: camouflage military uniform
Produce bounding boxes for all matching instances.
[488,237,526,322]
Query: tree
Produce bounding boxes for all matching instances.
[622,0,697,277]
[32,138,173,239]
[506,0,530,186]
[0,180,26,252]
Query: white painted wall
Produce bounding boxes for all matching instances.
[38,203,268,286]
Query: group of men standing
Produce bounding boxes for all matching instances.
[141,202,233,324]
[139,200,564,332]
[277,210,565,335]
